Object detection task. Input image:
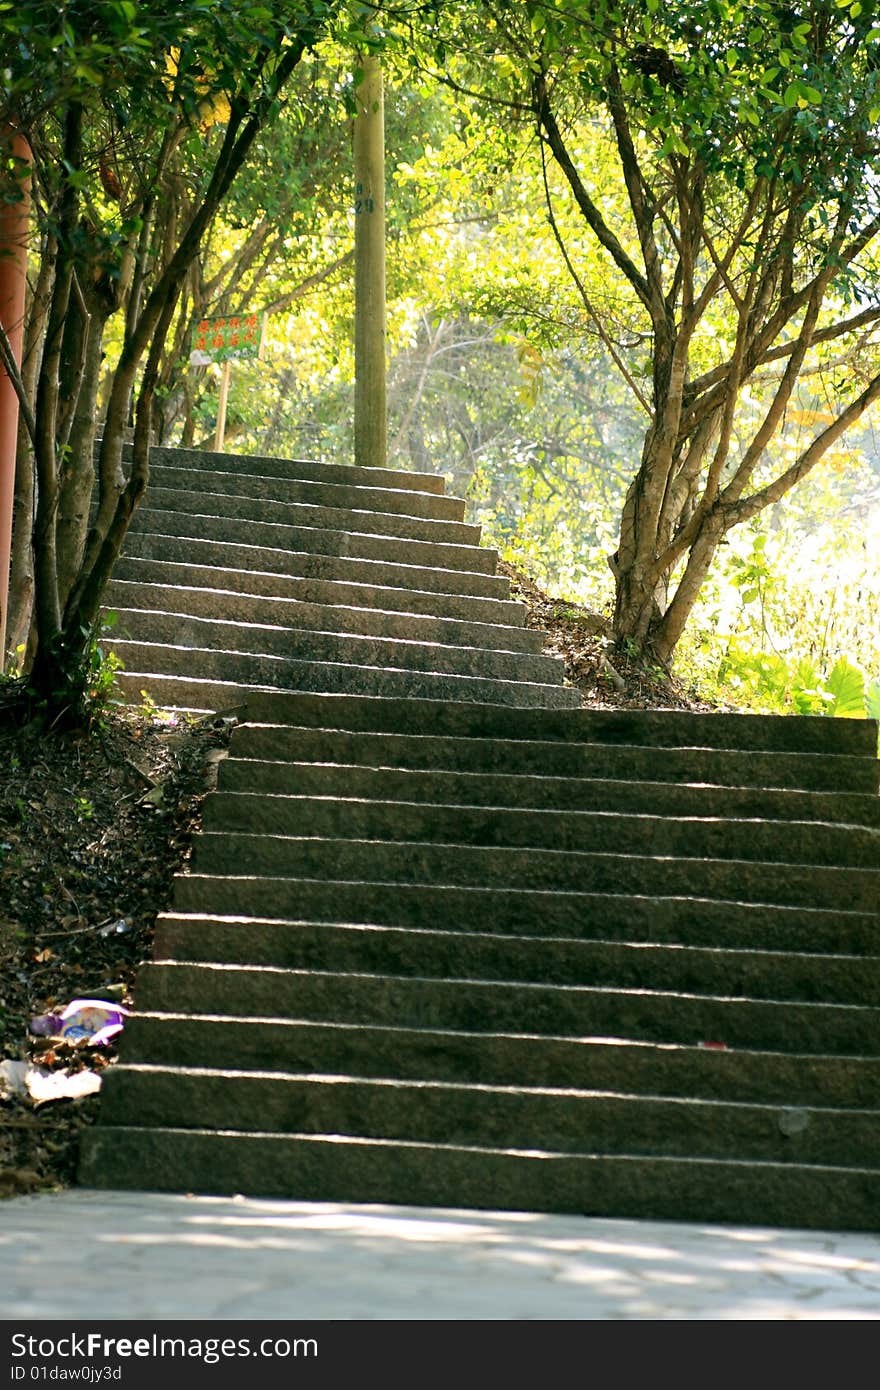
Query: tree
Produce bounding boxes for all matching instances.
[1,0,342,715]
[414,0,880,666]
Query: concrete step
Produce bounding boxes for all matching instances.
[228,692,879,759]
[132,961,880,1054]
[76,1126,880,1231]
[121,531,511,600]
[200,792,880,868]
[132,443,448,496]
[118,1012,880,1109]
[147,462,467,522]
[108,609,563,684]
[105,580,542,653]
[217,757,880,827]
[128,507,497,576]
[143,484,480,548]
[110,556,527,628]
[227,723,879,793]
[153,916,880,1005]
[170,877,880,954]
[187,832,880,912]
[108,644,580,709]
[95,1065,880,1169]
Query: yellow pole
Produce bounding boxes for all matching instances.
[353,53,386,470]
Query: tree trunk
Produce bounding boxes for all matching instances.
[31,105,83,664]
[7,226,53,664]
[55,292,109,611]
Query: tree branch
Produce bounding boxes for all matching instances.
[730,369,880,524]
[0,322,37,446]
[605,64,666,325]
[538,133,651,414]
[260,248,354,316]
[532,73,653,310]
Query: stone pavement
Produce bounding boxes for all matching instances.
[2,1190,879,1320]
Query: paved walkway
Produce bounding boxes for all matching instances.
[2,1191,879,1320]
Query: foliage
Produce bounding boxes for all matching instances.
[672,474,879,727]
[1,613,125,731]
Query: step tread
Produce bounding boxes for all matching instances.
[99,1064,880,1160]
[105,581,541,651]
[113,654,581,710]
[109,607,562,676]
[229,694,880,757]
[116,1012,880,1109]
[76,1126,880,1231]
[146,463,467,519]
[111,557,527,624]
[135,957,880,1007]
[202,788,880,857]
[144,484,481,545]
[154,914,880,962]
[218,758,880,824]
[121,536,512,598]
[130,506,499,575]
[106,1061,880,1109]
[81,1122,880,1166]
[134,443,449,495]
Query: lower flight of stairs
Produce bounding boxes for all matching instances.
[78,446,880,1232]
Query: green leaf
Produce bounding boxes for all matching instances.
[825,657,867,718]
[865,678,880,721]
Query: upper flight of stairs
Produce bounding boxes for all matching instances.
[105,444,579,712]
[78,445,880,1233]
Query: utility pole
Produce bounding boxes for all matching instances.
[0,130,30,672]
[353,53,386,470]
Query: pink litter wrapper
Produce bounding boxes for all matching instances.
[30,998,130,1046]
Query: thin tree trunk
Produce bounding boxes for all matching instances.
[31,104,83,670]
[7,231,54,660]
[55,294,108,610]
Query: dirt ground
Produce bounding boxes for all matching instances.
[0,566,722,1199]
[0,698,231,1197]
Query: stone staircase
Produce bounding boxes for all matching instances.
[78,445,880,1232]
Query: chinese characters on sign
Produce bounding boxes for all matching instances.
[188,312,265,450]
[190,313,261,365]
